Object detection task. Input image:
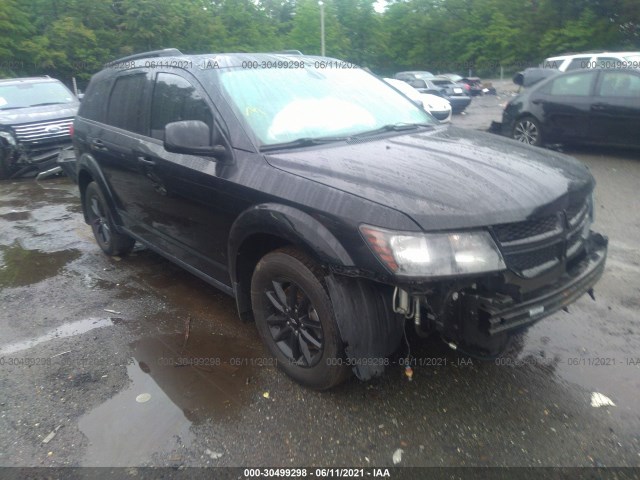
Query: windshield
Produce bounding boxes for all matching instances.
[0,81,76,110]
[624,54,640,64]
[218,63,433,146]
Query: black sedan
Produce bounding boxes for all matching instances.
[502,68,640,148]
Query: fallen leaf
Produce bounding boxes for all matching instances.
[392,448,404,465]
[591,392,615,408]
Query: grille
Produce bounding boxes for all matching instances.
[493,214,561,245]
[494,199,589,278]
[506,245,560,276]
[13,118,73,144]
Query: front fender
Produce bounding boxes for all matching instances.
[228,203,353,279]
[228,203,355,320]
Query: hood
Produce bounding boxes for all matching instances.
[265,126,594,231]
[0,103,78,127]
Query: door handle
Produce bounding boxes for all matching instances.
[90,139,107,151]
[532,99,543,105]
[137,156,156,167]
[591,103,608,111]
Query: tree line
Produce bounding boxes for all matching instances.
[1,0,638,87]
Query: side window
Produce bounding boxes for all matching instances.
[565,57,589,71]
[598,72,640,98]
[106,73,147,134]
[150,73,213,140]
[594,57,619,69]
[549,72,595,96]
[78,77,111,122]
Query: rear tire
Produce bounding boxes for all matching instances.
[84,181,135,256]
[251,247,350,390]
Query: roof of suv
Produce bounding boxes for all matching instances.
[99,50,331,78]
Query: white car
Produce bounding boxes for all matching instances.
[384,78,452,123]
[543,51,640,71]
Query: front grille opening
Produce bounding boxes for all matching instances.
[493,214,561,245]
[504,245,561,278]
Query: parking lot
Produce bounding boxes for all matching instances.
[1,86,639,469]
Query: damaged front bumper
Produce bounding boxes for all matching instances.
[329,231,607,380]
[478,233,607,335]
[423,231,608,357]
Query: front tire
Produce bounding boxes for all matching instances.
[251,247,350,390]
[84,181,135,256]
[513,116,543,146]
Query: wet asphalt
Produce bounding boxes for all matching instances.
[0,84,639,469]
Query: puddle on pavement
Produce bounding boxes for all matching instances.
[520,304,640,418]
[0,317,113,355]
[0,242,81,288]
[0,210,31,221]
[79,331,261,466]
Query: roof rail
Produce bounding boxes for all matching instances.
[106,48,183,66]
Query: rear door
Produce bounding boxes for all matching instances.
[532,70,597,143]
[589,70,640,147]
[132,70,244,285]
[95,70,152,230]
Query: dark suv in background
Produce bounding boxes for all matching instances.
[73,49,607,389]
[0,76,78,179]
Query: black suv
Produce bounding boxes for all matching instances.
[0,76,79,179]
[74,49,607,389]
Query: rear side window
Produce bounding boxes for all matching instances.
[150,73,212,140]
[548,72,595,96]
[79,77,111,122]
[594,57,620,68]
[106,73,148,134]
[598,72,640,97]
[565,57,590,71]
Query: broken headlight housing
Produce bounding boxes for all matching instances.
[360,225,506,277]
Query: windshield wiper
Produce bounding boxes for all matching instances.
[351,122,434,138]
[260,136,347,152]
[28,102,67,107]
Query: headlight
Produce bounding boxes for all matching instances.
[0,130,17,146]
[360,225,506,277]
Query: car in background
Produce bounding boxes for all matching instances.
[443,74,483,96]
[502,68,640,148]
[543,51,640,71]
[395,76,471,114]
[394,70,434,83]
[0,76,79,179]
[426,76,472,113]
[384,78,452,123]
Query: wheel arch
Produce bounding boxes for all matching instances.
[77,153,124,226]
[228,203,354,321]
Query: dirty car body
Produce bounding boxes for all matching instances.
[0,77,78,179]
[73,51,607,389]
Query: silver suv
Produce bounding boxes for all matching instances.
[543,51,640,71]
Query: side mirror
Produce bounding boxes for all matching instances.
[164,120,226,158]
[512,71,524,86]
